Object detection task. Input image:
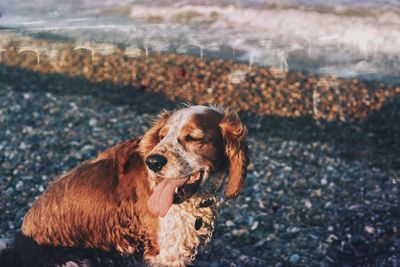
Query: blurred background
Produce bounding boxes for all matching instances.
[0,1,399,266]
[1,0,400,82]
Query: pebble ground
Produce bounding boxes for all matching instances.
[0,34,399,266]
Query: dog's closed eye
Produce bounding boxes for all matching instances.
[185,128,205,142]
[185,135,203,142]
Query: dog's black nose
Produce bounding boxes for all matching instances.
[146,154,167,172]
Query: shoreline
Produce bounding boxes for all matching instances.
[0,33,399,123]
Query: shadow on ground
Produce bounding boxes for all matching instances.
[1,63,398,171]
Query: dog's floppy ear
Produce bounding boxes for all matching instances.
[139,110,172,155]
[219,109,248,199]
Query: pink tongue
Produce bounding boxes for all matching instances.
[147,178,187,217]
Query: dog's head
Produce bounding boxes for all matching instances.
[139,105,248,217]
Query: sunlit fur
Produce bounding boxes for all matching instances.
[22,139,160,257]
[14,105,248,267]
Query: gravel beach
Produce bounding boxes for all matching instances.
[0,35,399,266]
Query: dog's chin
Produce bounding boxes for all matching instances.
[155,169,206,204]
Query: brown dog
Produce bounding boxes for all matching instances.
[2,105,248,267]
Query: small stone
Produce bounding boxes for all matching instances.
[22,126,33,134]
[89,118,97,126]
[364,225,375,234]
[226,220,235,227]
[19,142,27,149]
[304,199,312,209]
[289,254,300,264]
[81,144,95,151]
[8,222,15,230]
[247,162,255,172]
[239,255,249,263]
[232,229,247,236]
[248,216,254,225]
[287,226,300,233]
[229,70,246,84]
[65,261,80,267]
[312,189,322,197]
[254,238,267,248]
[23,93,31,100]
[38,185,45,192]
[273,224,281,230]
[321,177,328,185]
[326,234,338,243]
[251,221,259,231]
[15,181,24,191]
[325,256,334,263]
[308,234,319,240]
[316,243,328,256]
[283,166,292,172]
[5,187,14,196]
[73,152,83,160]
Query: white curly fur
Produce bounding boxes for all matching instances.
[145,196,218,267]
